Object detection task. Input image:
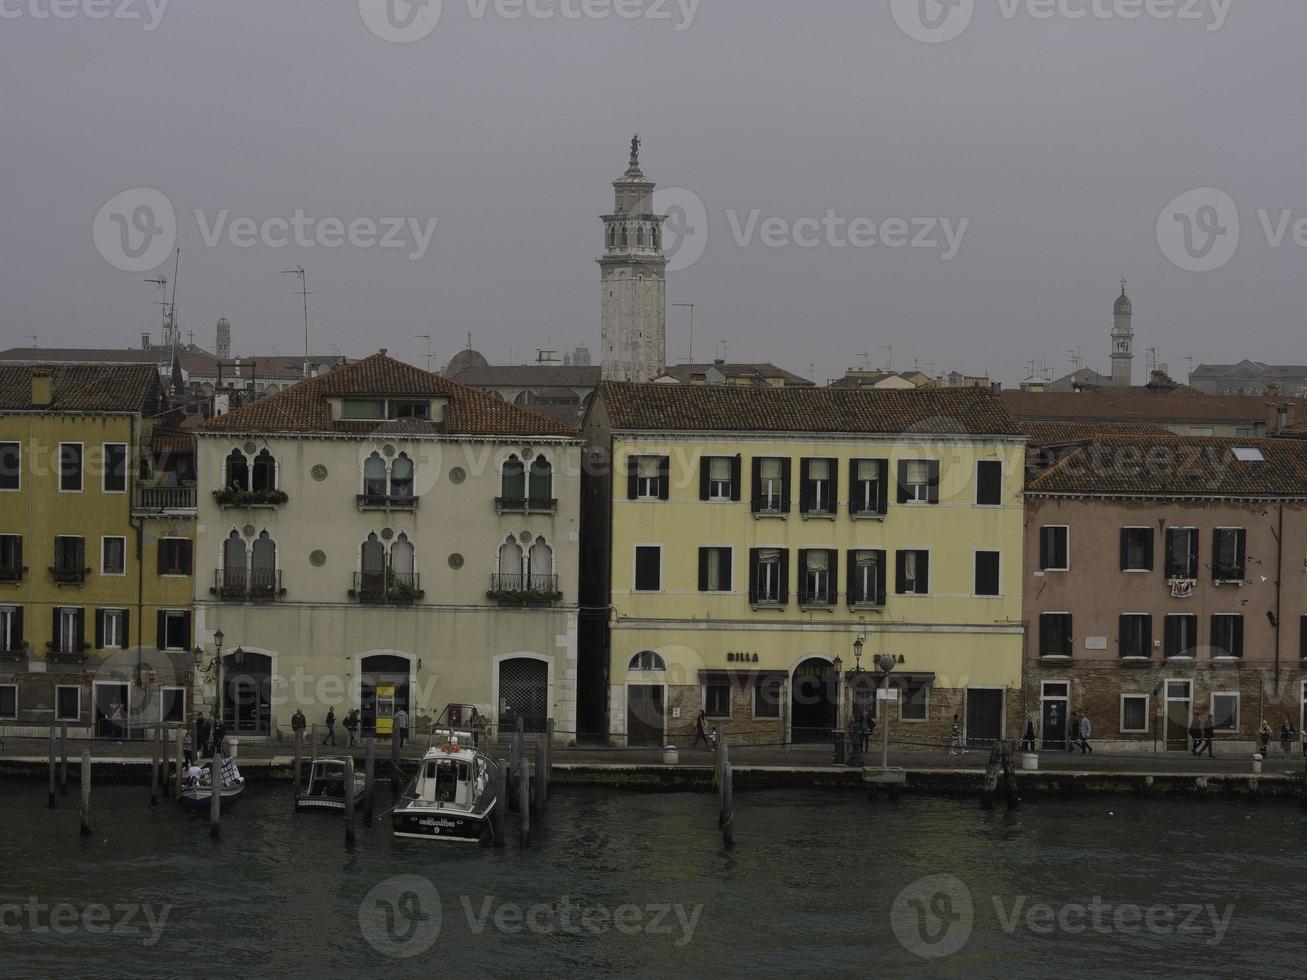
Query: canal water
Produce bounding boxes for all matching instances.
[2,782,1305,978]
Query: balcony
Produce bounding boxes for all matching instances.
[49,565,88,586]
[0,565,26,584]
[357,493,419,512]
[495,497,558,515]
[211,569,285,601]
[212,487,289,509]
[488,573,561,606]
[45,643,87,665]
[134,484,197,515]
[352,571,424,605]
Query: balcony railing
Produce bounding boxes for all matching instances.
[798,587,836,607]
[50,565,88,585]
[135,485,197,512]
[0,566,25,583]
[488,573,561,604]
[357,493,419,511]
[495,497,558,515]
[352,571,423,605]
[212,569,284,600]
[213,487,289,508]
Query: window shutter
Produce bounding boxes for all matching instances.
[1164,616,1177,656]
[12,607,22,648]
[75,608,85,653]
[1301,616,1307,661]
[826,549,838,603]
[95,609,104,651]
[1210,528,1219,579]
[730,455,742,502]
[927,461,941,504]
[121,609,130,650]
[626,456,638,500]
[897,461,910,504]
[918,552,930,594]
[875,551,887,606]
[74,537,85,570]
[1141,615,1152,656]
[51,607,58,648]
[748,549,760,604]
[778,549,789,604]
[846,551,858,605]
[1041,615,1054,656]
[1142,530,1154,571]
[657,457,670,501]
[796,549,808,598]
[698,549,709,591]
[181,611,192,650]
[750,457,763,512]
[181,540,193,575]
[848,460,861,517]
[799,459,810,509]
[1236,529,1247,573]
[826,461,838,513]
[156,610,166,651]
[779,459,792,512]
[895,551,907,594]
[720,552,732,592]
[13,537,20,571]
[876,460,889,514]
[1039,528,1052,570]
[699,458,710,501]
[1119,529,1129,571]
[1233,616,1244,657]
[157,541,166,576]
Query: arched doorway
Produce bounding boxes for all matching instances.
[223,651,272,736]
[498,657,549,733]
[360,654,412,739]
[791,657,838,744]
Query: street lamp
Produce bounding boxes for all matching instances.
[874,653,897,770]
[193,628,224,730]
[847,636,867,767]
[830,656,844,764]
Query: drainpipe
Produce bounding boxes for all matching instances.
[129,415,145,687]
[1274,501,1285,693]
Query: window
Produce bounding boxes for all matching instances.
[1119,614,1152,659]
[496,536,523,585]
[850,458,888,516]
[102,443,127,493]
[974,551,1001,597]
[251,450,276,492]
[629,650,666,671]
[800,458,836,515]
[1120,527,1154,572]
[700,456,738,502]
[1040,613,1073,657]
[225,449,249,490]
[754,679,782,719]
[1210,614,1244,659]
[54,607,83,653]
[698,548,732,593]
[58,443,83,492]
[895,550,930,595]
[848,550,886,607]
[0,684,15,720]
[1211,692,1240,731]
[501,455,526,501]
[0,442,18,490]
[897,459,939,504]
[752,457,789,513]
[528,456,552,502]
[1164,614,1198,658]
[1164,528,1199,580]
[252,531,278,592]
[799,549,837,606]
[976,460,1003,506]
[629,456,669,501]
[391,453,415,499]
[1121,695,1149,733]
[100,537,126,576]
[900,683,929,722]
[55,686,80,722]
[749,548,787,605]
[342,398,386,420]
[158,538,193,576]
[1212,528,1246,582]
[160,687,186,724]
[705,683,731,718]
[393,400,431,420]
[0,606,21,652]
[0,535,22,580]
[364,453,388,497]
[158,610,190,651]
[97,608,127,650]
[1039,526,1069,571]
[527,537,553,589]
[53,536,85,581]
[634,546,661,592]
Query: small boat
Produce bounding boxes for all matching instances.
[296,758,366,813]
[392,705,499,844]
[180,757,246,809]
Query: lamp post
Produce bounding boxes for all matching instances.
[830,655,844,765]
[193,628,224,728]
[875,653,897,770]
[847,636,866,767]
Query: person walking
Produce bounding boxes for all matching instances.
[1203,713,1216,759]
[1078,714,1093,754]
[1280,720,1294,758]
[1258,719,1272,756]
[394,707,409,749]
[196,712,211,758]
[1021,716,1038,753]
[692,709,710,749]
[1189,718,1202,755]
[182,725,195,768]
[211,714,226,759]
[324,707,337,747]
[948,714,966,756]
[343,709,359,748]
[291,708,306,741]
[1068,712,1080,752]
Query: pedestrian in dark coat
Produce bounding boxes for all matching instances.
[1203,713,1216,758]
[196,712,211,757]
[324,707,337,746]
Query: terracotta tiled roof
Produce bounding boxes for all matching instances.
[658,362,815,387]
[0,364,161,413]
[597,381,1022,435]
[1001,389,1270,424]
[1017,420,1172,445]
[446,364,602,388]
[1026,436,1307,497]
[197,353,575,438]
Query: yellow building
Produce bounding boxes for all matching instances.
[0,365,197,737]
[581,382,1027,747]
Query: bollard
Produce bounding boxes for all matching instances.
[47,725,56,809]
[344,755,357,849]
[518,758,530,847]
[79,751,92,836]
[293,729,303,791]
[492,760,507,847]
[209,748,221,839]
[364,738,376,827]
[534,737,547,816]
[60,724,68,796]
[721,762,734,850]
[150,725,160,806]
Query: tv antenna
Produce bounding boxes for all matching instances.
[415,334,434,372]
[883,346,893,372]
[281,266,313,378]
[673,303,696,364]
[145,247,181,362]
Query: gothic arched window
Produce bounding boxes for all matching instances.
[223,530,247,589]
[252,449,277,493]
[391,453,414,499]
[364,453,387,498]
[252,531,277,593]
[497,536,523,589]
[225,450,249,491]
[502,455,526,502]
[528,455,553,503]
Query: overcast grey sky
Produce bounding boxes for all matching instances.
[2,0,1303,385]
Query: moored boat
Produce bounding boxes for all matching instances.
[180,757,246,809]
[296,758,367,813]
[392,706,499,844]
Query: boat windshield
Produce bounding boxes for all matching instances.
[434,761,471,802]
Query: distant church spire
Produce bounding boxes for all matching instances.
[1111,279,1134,387]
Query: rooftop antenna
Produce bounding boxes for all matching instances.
[854,351,874,371]
[29,335,37,348]
[145,248,181,364]
[1183,355,1195,378]
[717,340,728,361]
[673,303,696,364]
[281,266,313,378]
[883,346,893,372]
[415,334,434,372]
[1145,346,1160,376]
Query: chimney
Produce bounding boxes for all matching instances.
[141,332,151,350]
[31,370,53,408]
[1270,401,1297,434]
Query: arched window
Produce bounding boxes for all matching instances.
[390,453,414,499]
[223,530,247,589]
[607,225,615,249]
[225,450,249,491]
[361,532,386,594]
[651,224,659,250]
[636,226,645,247]
[528,455,553,503]
[497,536,523,589]
[391,532,415,585]
[629,650,666,671]
[251,531,276,593]
[252,449,276,493]
[528,537,554,590]
[363,453,387,498]
[620,226,628,248]
[502,455,526,502]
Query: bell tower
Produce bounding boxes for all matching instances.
[1110,279,1134,387]
[599,135,667,382]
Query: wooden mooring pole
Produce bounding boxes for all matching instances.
[293,729,303,792]
[79,751,92,836]
[492,760,507,848]
[720,761,734,850]
[47,725,56,809]
[150,724,160,806]
[344,755,357,849]
[59,724,68,796]
[174,725,183,798]
[517,758,530,847]
[534,737,547,816]
[545,718,555,798]
[364,737,376,827]
[509,728,522,812]
[980,742,1001,811]
[389,726,400,791]
[209,748,221,839]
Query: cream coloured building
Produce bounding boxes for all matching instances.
[192,353,582,743]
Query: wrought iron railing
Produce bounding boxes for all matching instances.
[357,493,419,510]
[135,485,197,511]
[489,573,560,595]
[353,571,422,604]
[213,569,283,600]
